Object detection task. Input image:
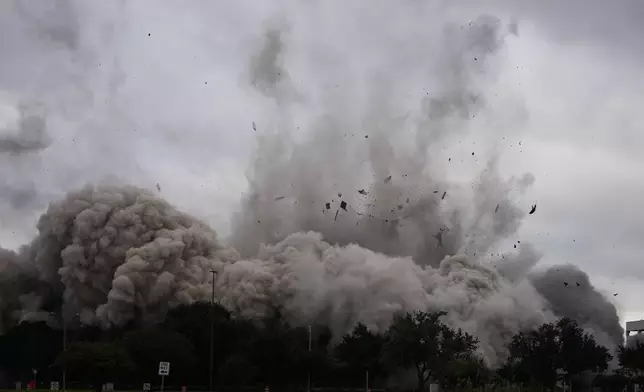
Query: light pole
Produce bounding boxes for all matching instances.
[208,270,218,392]
[307,325,312,392]
[52,312,79,392]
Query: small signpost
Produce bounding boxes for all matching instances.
[143,383,151,391]
[158,362,170,392]
[50,382,60,391]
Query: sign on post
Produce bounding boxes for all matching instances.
[143,383,151,391]
[50,382,60,391]
[158,362,170,392]
[158,362,170,376]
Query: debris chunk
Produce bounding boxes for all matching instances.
[564,282,569,286]
[340,201,347,211]
[441,191,447,200]
[384,175,392,184]
[252,122,257,131]
[495,204,499,213]
[325,202,331,210]
[274,196,285,201]
[529,204,537,214]
[156,183,161,192]
[334,210,339,221]
[358,189,368,195]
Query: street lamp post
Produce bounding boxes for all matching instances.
[208,270,218,392]
[55,312,79,392]
[307,325,312,392]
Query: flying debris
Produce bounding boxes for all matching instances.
[156,183,161,192]
[340,201,347,211]
[325,202,331,210]
[358,189,368,195]
[334,210,339,221]
[564,282,569,286]
[252,122,257,131]
[495,204,499,213]
[384,175,392,184]
[529,204,537,214]
[576,282,580,287]
[441,191,447,200]
[274,196,285,201]
[434,231,443,247]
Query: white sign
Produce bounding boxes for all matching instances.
[50,382,59,391]
[158,361,170,376]
[143,383,151,391]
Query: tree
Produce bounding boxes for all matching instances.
[0,321,61,381]
[502,318,611,387]
[335,323,388,386]
[556,318,611,382]
[384,311,478,391]
[618,340,644,379]
[163,302,236,385]
[53,342,135,391]
[122,327,197,382]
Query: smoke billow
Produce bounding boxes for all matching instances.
[0,2,625,368]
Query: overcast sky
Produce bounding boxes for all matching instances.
[1,1,644,325]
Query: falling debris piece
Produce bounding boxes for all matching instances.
[274,196,285,201]
[397,204,403,210]
[340,201,347,211]
[338,193,343,198]
[613,293,618,296]
[448,158,451,161]
[252,122,257,131]
[434,231,443,247]
[529,204,537,214]
[472,152,474,155]
[358,189,368,195]
[433,190,438,194]
[494,204,499,213]
[365,135,369,138]
[156,183,161,192]
[406,197,410,203]
[563,282,569,286]
[441,191,447,200]
[513,244,516,249]
[325,202,331,210]
[384,175,392,184]
[576,282,580,286]
[334,210,339,221]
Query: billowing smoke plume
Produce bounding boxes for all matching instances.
[0,3,624,369]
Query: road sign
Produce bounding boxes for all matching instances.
[50,382,59,391]
[143,383,151,391]
[158,361,170,376]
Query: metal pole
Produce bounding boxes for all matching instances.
[160,375,165,392]
[63,321,67,392]
[209,270,217,392]
[365,370,369,392]
[307,325,311,392]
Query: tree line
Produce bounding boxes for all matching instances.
[1,302,644,392]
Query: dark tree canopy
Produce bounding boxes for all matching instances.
[618,340,644,379]
[384,311,478,391]
[502,317,612,387]
[0,304,627,391]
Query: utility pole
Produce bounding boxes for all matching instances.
[307,325,312,392]
[56,312,78,392]
[209,270,218,392]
